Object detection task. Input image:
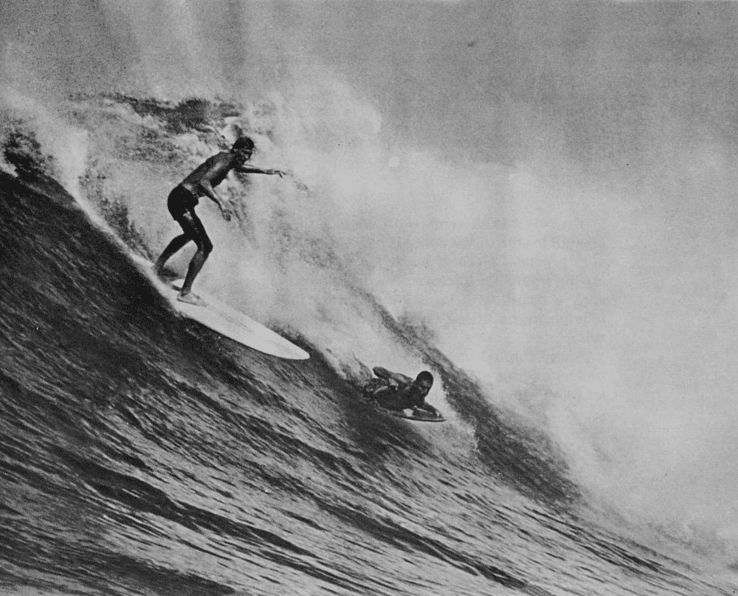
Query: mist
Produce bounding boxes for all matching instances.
[4,0,738,552]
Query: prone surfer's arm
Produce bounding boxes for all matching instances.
[372,367,405,388]
[372,366,393,379]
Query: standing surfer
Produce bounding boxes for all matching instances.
[154,136,284,305]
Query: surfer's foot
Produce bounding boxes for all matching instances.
[177,291,206,307]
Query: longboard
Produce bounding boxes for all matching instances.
[134,255,309,360]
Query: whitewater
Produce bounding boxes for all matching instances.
[3,2,738,595]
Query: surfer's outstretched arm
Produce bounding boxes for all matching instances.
[237,164,285,177]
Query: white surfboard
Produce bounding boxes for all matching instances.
[134,255,309,360]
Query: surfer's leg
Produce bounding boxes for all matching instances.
[179,210,213,298]
[156,187,198,277]
[154,234,190,276]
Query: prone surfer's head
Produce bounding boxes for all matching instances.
[232,136,254,162]
[413,371,434,397]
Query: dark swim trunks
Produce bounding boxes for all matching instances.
[167,186,211,249]
[167,185,199,220]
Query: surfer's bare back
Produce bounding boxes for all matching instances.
[154,136,285,305]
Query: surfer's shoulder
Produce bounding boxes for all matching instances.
[184,151,232,181]
[204,151,234,168]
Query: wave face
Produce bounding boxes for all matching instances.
[0,162,733,595]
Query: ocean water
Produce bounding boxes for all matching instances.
[0,97,736,595]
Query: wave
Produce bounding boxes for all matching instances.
[1,93,735,595]
[0,156,570,593]
[0,121,576,501]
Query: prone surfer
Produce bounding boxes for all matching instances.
[154,136,285,305]
[365,367,439,415]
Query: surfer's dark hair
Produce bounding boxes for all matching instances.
[416,371,434,384]
[232,136,254,152]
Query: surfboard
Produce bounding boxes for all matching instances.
[134,256,309,360]
[384,406,445,423]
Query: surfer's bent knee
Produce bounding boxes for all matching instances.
[201,237,214,255]
[175,210,212,254]
[193,220,213,255]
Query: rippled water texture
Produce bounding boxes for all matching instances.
[1,168,735,595]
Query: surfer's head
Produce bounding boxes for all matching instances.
[413,371,434,397]
[232,136,254,163]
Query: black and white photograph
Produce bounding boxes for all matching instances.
[2,2,738,595]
